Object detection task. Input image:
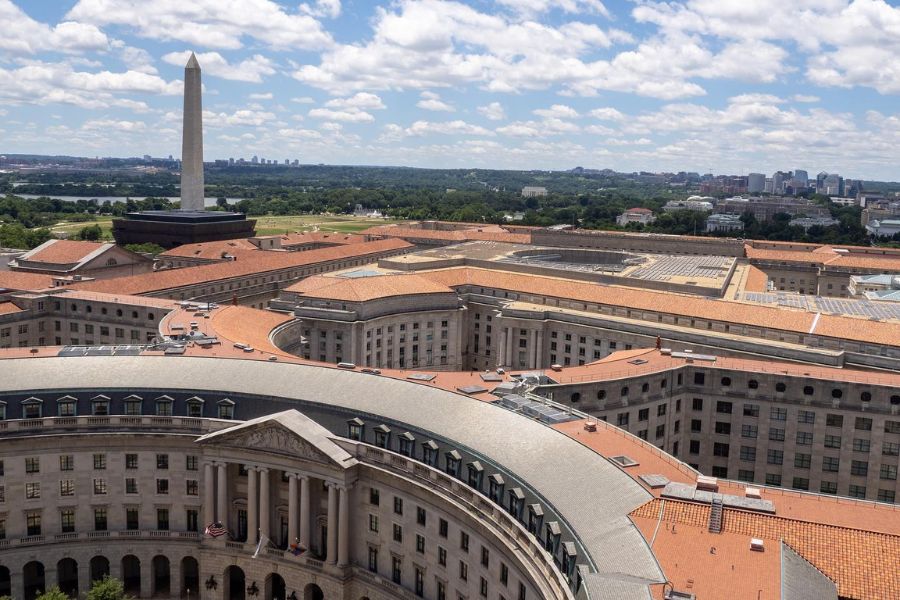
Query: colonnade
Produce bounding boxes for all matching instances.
[202,462,351,567]
[496,322,544,369]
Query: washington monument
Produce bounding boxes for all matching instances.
[180,53,204,211]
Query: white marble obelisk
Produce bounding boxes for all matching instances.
[180,52,204,211]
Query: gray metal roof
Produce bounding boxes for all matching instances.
[0,355,665,592]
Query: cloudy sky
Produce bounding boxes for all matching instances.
[2,0,899,179]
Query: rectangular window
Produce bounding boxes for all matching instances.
[481,546,490,568]
[796,431,813,446]
[820,481,837,495]
[94,508,108,531]
[825,435,842,449]
[126,508,139,530]
[439,518,448,538]
[157,508,170,530]
[853,438,871,453]
[417,506,426,526]
[156,454,169,469]
[392,556,402,585]
[93,454,106,470]
[186,480,199,496]
[26,512,41,536]
[394,496,403,515]
[714,422,731,435]
[60,479,75,496]
[59,455,74,471]
[822,457,840,472]
[794,454,811,469]
[156,479,169,495]
[741,424,758,439]
[769,428,785,442]
[849,485,867,499]
[460,531,469,552]
[716,401,732,414]
[369,488,380,506]
[25,457,40,474]
[739,446,756,462]
[187,509,199,532]
[855,417,873,431]
[826,414,843,428]
[393,523,402,543]
[743,404,759,417]
[126,478,138,494]
[416,534,425,554]
[880,464,898,480]
[851,460,868,476]
[368,547,378,573]
[713,442,730,457]
[765,473,782,487]
[439,546,447,566]
[459,561,468,581]
[93,479,107,495]
[60,508,75,533]
[766,449,783,465]
[797,411,815,424]
[25,482,41,499]
[770,407,787,421]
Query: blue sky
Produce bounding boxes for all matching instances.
[2,0,899,180]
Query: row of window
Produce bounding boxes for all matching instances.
[11,477,198,500]
[2,507,200,538]
[1,396,234,420]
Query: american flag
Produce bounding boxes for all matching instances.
[204,522,228,537]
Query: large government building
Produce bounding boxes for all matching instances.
[2,223,900,600]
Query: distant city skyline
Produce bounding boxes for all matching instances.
[1,1,899,179]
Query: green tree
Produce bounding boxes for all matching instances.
[87,576,126,600]
[35,586,69,600]
[124,242,165,255]
[76,224,103,241]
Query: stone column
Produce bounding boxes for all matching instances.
[139,561,151,599]
[258,468,270,542]
[170,560,182,599]
[497,327,506,368]
[529,330,538,369]
[203,463,215,526]
[505,326,514,366]
[536,329,544,368]
[216,463,228,527]
[247,467,258,544]
[337,485,350,567]
[326,483,338,564]
[45,565,58,596]
[299,476,311,549]
[287,474,298,547]
[77,560,91,595]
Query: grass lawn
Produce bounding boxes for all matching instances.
[37,214,401,240]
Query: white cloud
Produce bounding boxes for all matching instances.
[162,51,276,83]
[497,118,579,137]
[416,91,455,112]
[276,127,323,140]
[324,92,386,110]
[792,94,820,103]
[533,104,578,119]
[308,107,375,122]
[291,96,315,104]
[67,0,333,50]
[405,120,493,136]
[204,109,277,127]
[589,107,624,121]
[82,118,147,132]
[0,0,108,54]
[495,0,610,18]
[300,0,341,19]
[477,102,506,121]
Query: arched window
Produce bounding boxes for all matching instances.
[641,383,649,393]
[831,388,843,399]
[660,379,667,388]
[620,386,629,397]
[597,390,606,400]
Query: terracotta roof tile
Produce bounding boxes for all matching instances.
[285,273,455,302]
[74,239,411,295]
[0,271,56,292]
[22,240,108,264]
[0,302,25,315]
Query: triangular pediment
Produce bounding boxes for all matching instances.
[196,410,357,469]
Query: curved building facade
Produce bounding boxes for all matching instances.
[0,356,664,600]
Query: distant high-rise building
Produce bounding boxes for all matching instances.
[794,169,808,185]
[764,178,774,194]
[816,171,828,192]
[251,155,258,164]
[772,171,787,194]
[748,173,766,193]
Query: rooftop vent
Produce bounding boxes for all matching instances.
[628,358,648,365]
[745,487,762,499]
[750,538,765,552]
[665,591,696,600]
[550,364,563,371]
[696,475,719,492]
[609,455,639,468]
[584,421,597,432]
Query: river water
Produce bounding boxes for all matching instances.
[13,194,243,207]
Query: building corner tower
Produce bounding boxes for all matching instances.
[181,52,204,211]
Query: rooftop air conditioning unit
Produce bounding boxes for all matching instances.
[550,364,563,372]
[750,538,765,552]
[696,475,718,492]
[745,487,762,499]
[584,421,597,432]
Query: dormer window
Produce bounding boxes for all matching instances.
[57,396,77,417]
[445,450,462,478]
[123,395,142,416]
[545,521,561,563]
[467,461,484,491]
[561,542,577,578]
[155,396,173,416]
[217,399,234,420]
[186,397,204,418]
[398,432,415,457]
[507,487,525,521]
[488,474,505,503]
[374,424,392,449]
[422,441,439,467]
[91,395,110,416]
[347,418,365,441]
[527,504,544,535]
[23,397,43,419]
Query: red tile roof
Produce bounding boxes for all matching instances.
[0,271,56,292]
[74,239,411,295]
[23,240,107,264]
[285,273,456,302]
